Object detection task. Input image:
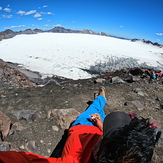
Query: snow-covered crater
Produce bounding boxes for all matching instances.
[0,33,163,80]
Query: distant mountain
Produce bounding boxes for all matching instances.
[0,29,17,40]
[131,38,162,47]
[0,27,110,41]
[47,27,101,35]
[0,27,162,47]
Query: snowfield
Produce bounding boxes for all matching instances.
[0,33,163,80]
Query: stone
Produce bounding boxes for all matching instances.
[137,91,144,97]
[132,76,141,81]
[48,108,80,129]
[47,149,51,153]
[111,76,125,84]
[40,140,44,144]
[52,125,59,131]
[133,88,144,96]
[133,88,142,93]
[125,75,141,82]
[0,111,11,139]
[129,68,143,76]
[131,100,144,111]
[19,145,25,150]
[13,110,41,123]
[94,78,106,84]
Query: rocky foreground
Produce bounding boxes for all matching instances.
[0,59,163,162]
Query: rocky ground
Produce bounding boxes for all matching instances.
[0,59,163,162]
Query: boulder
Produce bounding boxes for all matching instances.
[48,108,80,129]
[94,78,106,84]
[0,111,11,139]
[111,76,125,84]
[13,110,41,123]
[129,68,143,76]
[125,75,141,82]
[131,100,144,111]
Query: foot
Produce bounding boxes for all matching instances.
[99,86,106,98]
[94,92,99,99]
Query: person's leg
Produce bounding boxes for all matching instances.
[71,87,107,127]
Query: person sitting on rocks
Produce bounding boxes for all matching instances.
[156,70,163,79]
[0,87,161,163]
[150,70,157,79]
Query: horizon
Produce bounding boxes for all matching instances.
[1,26,161,45]
[0,0,163,44]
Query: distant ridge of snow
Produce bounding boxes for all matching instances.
[0,33,163,80]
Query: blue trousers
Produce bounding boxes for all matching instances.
[71,95,106,127]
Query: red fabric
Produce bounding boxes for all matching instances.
[62,125,102,163]
[0,151,78,163]
[157,72,162,76]
[0,125,102,163]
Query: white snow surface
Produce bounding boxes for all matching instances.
[0,33,163,80]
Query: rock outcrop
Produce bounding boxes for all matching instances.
[0,59,36,88]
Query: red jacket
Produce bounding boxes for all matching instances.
[0,125,102,163]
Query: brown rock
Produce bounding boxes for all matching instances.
[0,111,11,139]
[48,108,80,129]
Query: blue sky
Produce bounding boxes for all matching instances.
[0,0,163,44]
